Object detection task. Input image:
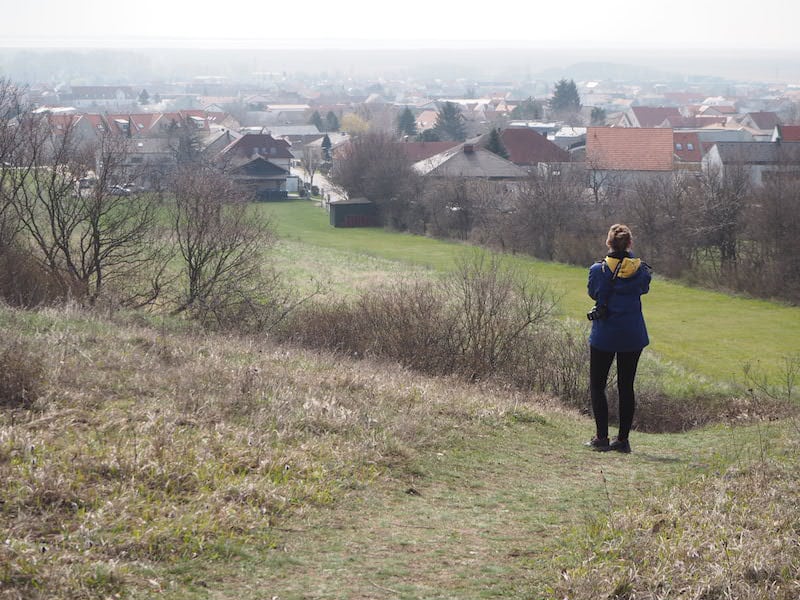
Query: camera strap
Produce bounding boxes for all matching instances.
[599,258,625,310]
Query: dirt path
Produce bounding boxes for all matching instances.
[214,414,729,599]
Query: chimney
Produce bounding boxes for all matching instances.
[463,144,474,153]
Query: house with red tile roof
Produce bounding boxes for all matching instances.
[619,106,681,128]
[586,127,675,172]
[673,132,703,171]
[219,133,294,169]
[772,125,800,142]
[738,112,781,140]
[499,128,569,168]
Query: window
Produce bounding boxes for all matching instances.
[675,143,683,151]
[687,143,694,151]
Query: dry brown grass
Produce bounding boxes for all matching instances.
[0,303,543,598]
[555,434,800,599]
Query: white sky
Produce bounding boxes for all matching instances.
[3,0,800,50]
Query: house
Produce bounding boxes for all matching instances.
[219,133,294,172]
[618,106,681,128]
[772,125,800,142]
[499,128,569,168]
[740,112,780,132]
[585,127,675,187]
[702,141,800,186]
[551,127,587,151]
[227,156,290,200]
[413,143,529,180]
[415,109,439,132]
[60,86,137,109]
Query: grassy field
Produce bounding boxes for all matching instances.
[1,199,798,599]
[1,302,796,599]
[265,199,800,383]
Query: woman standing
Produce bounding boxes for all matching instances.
[585,224,651,453]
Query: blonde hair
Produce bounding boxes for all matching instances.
[606,224,632,253]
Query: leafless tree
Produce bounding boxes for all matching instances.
[7,113,167,306]
[170,164,270,320]
[624,172,695,276]
[695,163,751,278]
[329,131,419,228]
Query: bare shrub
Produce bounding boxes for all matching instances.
[282,253,562,385]
[0,245,83,307]
[0,337,45,409]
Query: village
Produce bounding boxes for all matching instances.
[25,69,800,213]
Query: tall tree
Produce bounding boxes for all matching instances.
[434,101,466,142]
[321,134,332,162]
[138,89,150,105]
[397,106,417,138]
[325,111,340,132]
[485,128,508,159]
[549,79,581,115]
[309,110,324,131]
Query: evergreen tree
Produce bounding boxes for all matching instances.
[485,128,508,159]
[510,97,543,120]
[309,110,324,131]
[138,89,150,105]
[549,79,581,115]
[397,106,417,137]
[433,101,466,142]
[325,111,340,132]
[590,106,607,125]
[321,134,332,161]
[418,129,441,142]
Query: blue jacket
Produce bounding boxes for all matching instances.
[588,252,651,353]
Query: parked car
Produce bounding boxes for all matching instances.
[109,185,132,196]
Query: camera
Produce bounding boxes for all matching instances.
[586,305,607,321]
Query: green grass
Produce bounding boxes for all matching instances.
[265,199,800,383]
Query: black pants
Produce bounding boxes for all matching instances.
[590,346,643,441]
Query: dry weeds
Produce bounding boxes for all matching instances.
[0,303,539,598]
[555,439,800,599]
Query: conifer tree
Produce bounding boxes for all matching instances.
[397,106,417,137]
[309,110,324,131]
[325,111,340,132]
[549,79,581,115]
[433,101,466,142]
[485,128,508,159]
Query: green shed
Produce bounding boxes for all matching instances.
[329,197,379,228]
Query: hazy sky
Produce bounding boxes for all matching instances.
[3,0,800,50]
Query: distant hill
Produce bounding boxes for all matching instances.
[535,61,682,82]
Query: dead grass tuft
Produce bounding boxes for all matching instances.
[555,451,800,599]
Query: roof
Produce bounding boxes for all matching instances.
[500,128,569,165]
[711,141,800,165]
[673,132,703,162]
[415,110,439,130]
[586,127,675,171]
[743,112,780,131]
[397,141,459,163]
[777,125,800,141]
[221,133,294,159]
[229,157,289,178]
[413,144,529,178]
[662,115,728,128]
[629,106,681,128]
